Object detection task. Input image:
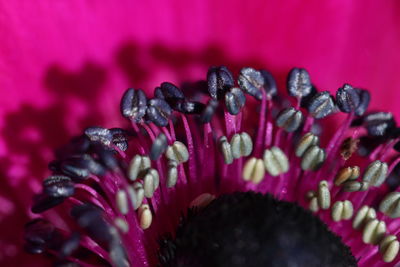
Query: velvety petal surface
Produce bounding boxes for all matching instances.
[0,0,399,265]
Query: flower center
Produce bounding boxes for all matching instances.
[159,192,357,267]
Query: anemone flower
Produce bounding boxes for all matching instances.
[1,1,400,267]
[21,65,400,267]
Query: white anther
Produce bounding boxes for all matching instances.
[143,168,159,198]
[263,146,289,176]
[379,192,400,218]
[343,180,369,192]
[166,141,189,163]
[276,107,303,132]
[127,182,144,210]
[295,132,319,157]
[166,161,178,188]
[334,166,360,186]
[309,197,319,213]
[363,160,388,187]
[116,190,128,215]
[331,200,353,222]
[114,217,129,233]
[230,132,253,159]
[353,205,377,230]
[242,157,265,184]
[362,219,386,245]
[138,204,152,230]
[218,136,233,164]
[301,145,325,171]
[128,155,151,181]
[317,180,330,210]
[190,193,216,209]
[380,235,400,263]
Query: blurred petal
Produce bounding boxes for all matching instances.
[0,0,399,265]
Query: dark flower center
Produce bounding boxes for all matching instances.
[159,191,357,267]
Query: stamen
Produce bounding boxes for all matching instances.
[317,180,331,210]
[242,157,265,184]
[295,132,319,157]
[218,136,233,164]
[307,91,335,119]
[353,205,377,230]
[120,88,147,122]
[230,132,253,159]
[138,204,152,230]
[165,141,189,164]
[263,146,289,176]
[150,133,168,161]
[114,217,129,234]
[143,168,159,198]
[237,67,264,100]
[379,235,400,263]
[362,219,386,245]
[331,200,353,222]
[379,192,400,218]
[225,87,246,115]
[127,182,144,210]
[276,107,303,132]
[362,160,388,187]
[300,145,325,171]
[189,193,215,209]
[334,166,360,186]
[116,190,129,215]
[166,160,178,188]
[128,155,151,181]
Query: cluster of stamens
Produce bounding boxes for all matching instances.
[24,66,400,266]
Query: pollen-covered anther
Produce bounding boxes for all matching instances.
[116,190,129,215]
[275,107,303,132]
[225,87,246,115]
[353,205,377,230]
[230,132,253,159]
[138,204,152,230]
[340,137,359,160]
[306,191,319,212]
[334,166,360,186]
[263,146,289,176]
[166,141,189,164]
[43,175,75,198]
[238,67,264,100]
[120,88,147,122]
[362,219,386,245]
[166,160,178,188]
[243,157,265,184]
[114,217,129,233]
[343,180,369,192]
[127,182,144,210]
[150,133,168,161]
[84,126,113,146]
[287,68,312,98]
[189,193,216,209]
[331,200,353,222]
[362,160,388,187]
[295,132,319,157]
[218,136,233,164]
[317,180,331,210]
[301,145,325,171]
[128,155,151,181]
[307,91,336,119]
[143,168,159,198]
[379,192,400,218]
[379,235,400,263]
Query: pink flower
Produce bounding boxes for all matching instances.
[1,1,400,266]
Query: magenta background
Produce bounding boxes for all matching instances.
[0,1,400,266]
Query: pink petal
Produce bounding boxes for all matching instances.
[0,1,399,265]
